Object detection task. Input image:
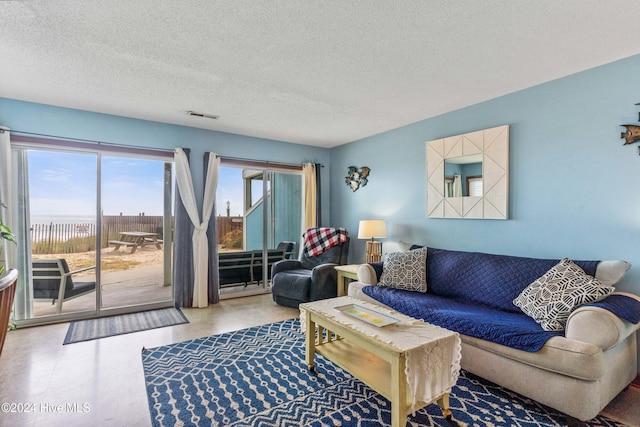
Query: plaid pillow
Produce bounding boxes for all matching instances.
[379,247,427,293]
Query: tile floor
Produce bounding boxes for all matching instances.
[0,294,638,427]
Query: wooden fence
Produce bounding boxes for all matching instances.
[217,215,243,241]
[102,215,166,241]
[31,223,99,254]
[31,215,244,254]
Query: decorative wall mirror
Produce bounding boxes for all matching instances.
[426,125,509,219]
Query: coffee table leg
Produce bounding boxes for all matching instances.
[305,316,316,372]
[437,394,452,420]
[390,353,406,427]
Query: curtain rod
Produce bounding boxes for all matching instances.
[5,130,324,167]
[216,154,323,169]
[6,129,175,153]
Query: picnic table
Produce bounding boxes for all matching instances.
[109,231,162,254]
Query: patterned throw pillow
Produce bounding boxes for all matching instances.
[379,247,428,293]
[513,258,614,331]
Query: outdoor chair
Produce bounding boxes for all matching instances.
[271,237,350,308]
[32,258,96,314]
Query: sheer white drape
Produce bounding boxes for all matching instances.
[174,148,220,308]
[0,127,13,270]
[12,148,34,320]
[302,163,317,230]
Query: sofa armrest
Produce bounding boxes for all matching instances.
[356,264,378,285]
[347,281,387,305]
[566,293,640,350]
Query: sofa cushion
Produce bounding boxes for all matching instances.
[426,248,599,313]
[513,258,614,331]
[379,247,427,293]
[362,285,562,351]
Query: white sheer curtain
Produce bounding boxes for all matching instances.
[12,148,34,320]
[302,163,317,230]
[174,148,220,308]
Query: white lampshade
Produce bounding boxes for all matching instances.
[358,220,387,240]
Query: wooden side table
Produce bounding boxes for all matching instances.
[335,264,360,296]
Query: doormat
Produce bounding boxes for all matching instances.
[64,307,188,345]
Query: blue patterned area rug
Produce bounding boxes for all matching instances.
[64,307,188,344]
[142,319,623,427]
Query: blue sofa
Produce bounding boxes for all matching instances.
[350,246,640,422]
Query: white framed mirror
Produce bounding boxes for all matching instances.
[426,125,509,219]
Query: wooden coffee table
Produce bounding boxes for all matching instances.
[300,296,460,427]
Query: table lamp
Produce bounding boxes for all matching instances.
[358,219,387,262]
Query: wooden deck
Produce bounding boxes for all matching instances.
[33,264,171,317]
[32,264,268,317]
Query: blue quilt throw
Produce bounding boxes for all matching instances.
[364,247,640,351]
[362,285,561,351]
[362,286,640,352]
[584,294,640,324]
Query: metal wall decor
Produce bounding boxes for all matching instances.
[345,166,370,192]
[620,103,640,151]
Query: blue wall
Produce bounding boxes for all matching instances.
[0,98,332,225]
[330,54,640,298]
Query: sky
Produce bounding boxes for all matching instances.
[216,167,244,217]
[27,151,245,220]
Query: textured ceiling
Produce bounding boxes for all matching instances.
[2,1,640,148]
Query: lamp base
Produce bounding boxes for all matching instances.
[365,241,382,263]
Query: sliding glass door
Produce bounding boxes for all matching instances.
[11,144,174,325]
[99,155,173,310]
[24,150,98,318]
[217,164,301,298]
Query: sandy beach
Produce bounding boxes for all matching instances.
[38,245,165,273]
[38,244,235,273]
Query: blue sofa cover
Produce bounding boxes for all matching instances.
[362,247,640,351]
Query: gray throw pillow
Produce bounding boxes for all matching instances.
[513,258,614,331]
[379,247,427,293]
